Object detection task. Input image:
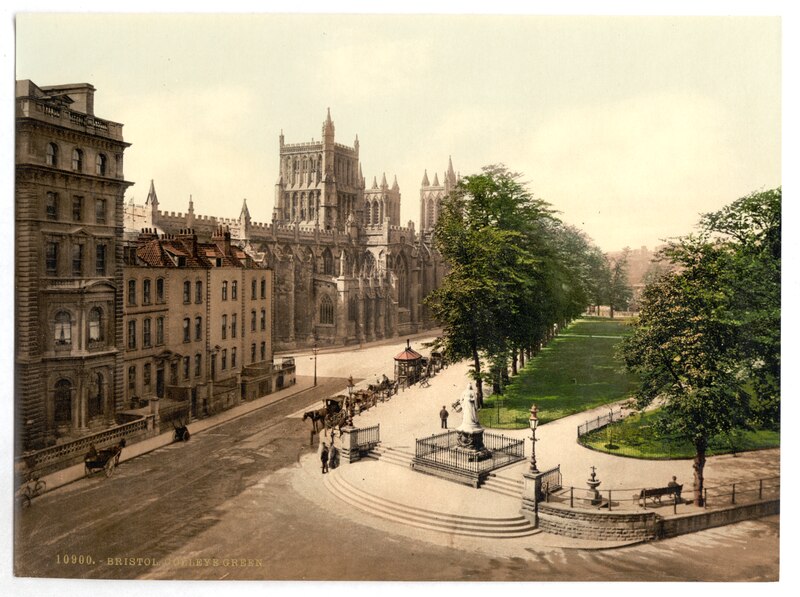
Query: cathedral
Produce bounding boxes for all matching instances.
[127,110,455,351]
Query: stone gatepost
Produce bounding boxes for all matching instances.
[521,471,545,527]
[339,426,360,463]
[148,397,160,436]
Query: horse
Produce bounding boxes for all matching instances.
[302,409,326,434]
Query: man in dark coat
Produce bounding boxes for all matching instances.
[439,406,449,429]
[321,443,329,474]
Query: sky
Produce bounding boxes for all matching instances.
[12,9,782,253]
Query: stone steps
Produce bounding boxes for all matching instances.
[481,474,524,499]
[366,445,415,468]
[323,470,539,539]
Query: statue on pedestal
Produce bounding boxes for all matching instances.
[454,383,488,455]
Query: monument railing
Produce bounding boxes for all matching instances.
[414,431,525,474]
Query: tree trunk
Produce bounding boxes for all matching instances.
[471,345,484,408]
[693,438,707,506]
[519,348,525,368]
[511,348,518,376]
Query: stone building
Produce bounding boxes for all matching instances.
[15,80,132,450]
[123,226,284,419]
[130,110,451,351]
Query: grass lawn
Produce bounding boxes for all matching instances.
[579,409,780,459]
[479,317,639,429]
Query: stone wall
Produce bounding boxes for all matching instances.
[657,499,780,539]
[536,499,780,542]
[537,502,658,541]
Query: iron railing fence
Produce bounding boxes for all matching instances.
[539,465,563,494]
[415,431,525,474]
[542,475,780,513]
[353,424,380,450]
[576,408,628,437]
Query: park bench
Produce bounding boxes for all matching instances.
[636,484,682,507]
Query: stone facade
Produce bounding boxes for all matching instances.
[15,80,132,450]
[127,111,450,351]
[122,226,281,418]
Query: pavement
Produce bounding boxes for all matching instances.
[287,341,780,554]
[35,376,322,494]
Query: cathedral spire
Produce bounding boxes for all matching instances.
[380,172,388,189]
[432,172,440,187]
[446,155,456,183]
[146,179,158,206]
[421,169,430,187]
[188,194,194,214]
[322,107,335,139]
[240,197,251,220]
[392,175,399,191]
[372,176,379,190]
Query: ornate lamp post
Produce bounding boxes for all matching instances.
[312,343,319,387]
[346,375,355,426]
[529,403,539,474]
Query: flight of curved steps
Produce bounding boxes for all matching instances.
[367,445,525,499]
[323,445,536,539]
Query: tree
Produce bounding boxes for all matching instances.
[426,165,554,406]
[622,188,781,505]
[607,248,633,318]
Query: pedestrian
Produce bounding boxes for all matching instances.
[668,475,682,500]
[321,442,329,474]
[439,405,449,429]
[329,444,339,470]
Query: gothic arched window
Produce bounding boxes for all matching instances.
[396,256,409,308]
[320,295,334,325]
[372,201,379,225]
[322,248,334,275]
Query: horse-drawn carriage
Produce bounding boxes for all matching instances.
[303,396,349,435]
[84,439,126,478]
[367,374,398,400]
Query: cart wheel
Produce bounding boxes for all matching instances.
[34,480,46,497]
[182,430,190,441]
[19,494,31,510]
[104,459,115,477]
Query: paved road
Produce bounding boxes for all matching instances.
[13,377,346,580]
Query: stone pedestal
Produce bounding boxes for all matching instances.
[455,429,491,461]
[520,471,545,527]
[339,426,360,463]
